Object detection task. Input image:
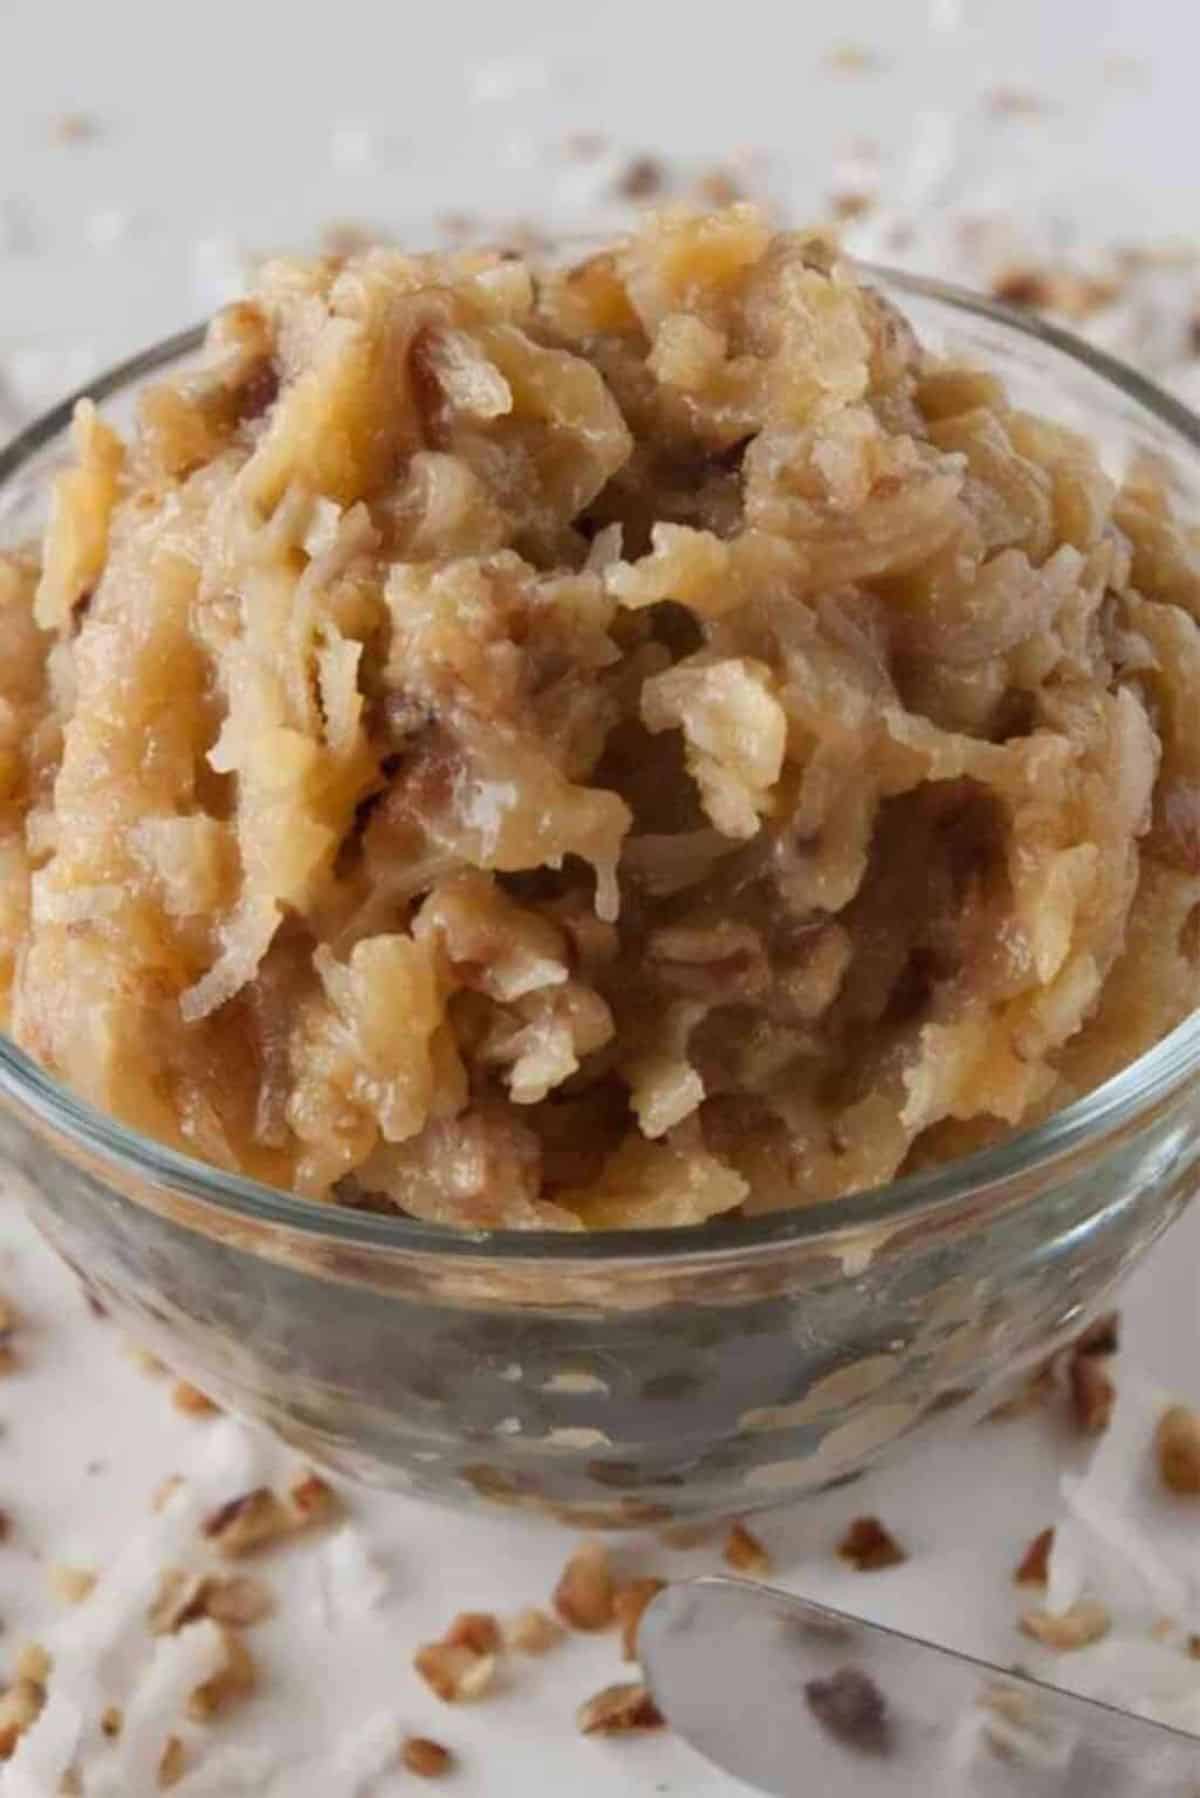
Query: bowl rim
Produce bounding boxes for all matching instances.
[4,263,1200,1268]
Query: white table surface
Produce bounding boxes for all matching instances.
[2,2,1200,1792]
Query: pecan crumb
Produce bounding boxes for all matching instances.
[1188,1634,1200,1660]
[723,1521,771,1577]
[187,1626,257,1720]
[158,1734,186,1789]
[0,1296,19,1374]
[1069,1352,1114,1435]
[100,1705,122,1739]
[615,156,665,202]
[0,1510,10,1543]
[554,1539,616,1631]
[401,1735,455,1778]
[171,1380,218,1417]
[48,1563,96,1606]
[149,1567,273,1633]
[1014,1527,1054,1587]
[12,1642,49,1685]
[503,1607,563,1654]
[414,1641,497,1704]
[287,1469,340,1528]
[444,1612,500,1655]
[836,1516,907,1572]
[804,1666,891,1754]
[613,1577,666,1662]
[202,1487,293,1558]
[1157,1405,1200,1494]
[576,1682,664,1735]
[1019,1598,1110,1651]
[0,1679,45,1758]
[152,1475,184,1514]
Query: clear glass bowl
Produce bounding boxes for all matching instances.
[3,272,1200,1527]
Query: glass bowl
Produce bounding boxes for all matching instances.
[3,271,1200,1528]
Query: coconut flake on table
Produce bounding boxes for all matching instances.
[313,1524,392,1626]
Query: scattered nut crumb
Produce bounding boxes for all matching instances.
[614,1577,667,1662]
[287,1470,340,1528]
[401,1735,455,1778]
[152,1475,184,1514]
[614,156,665,202]
[48,1563,96,1606]
[414,1641,497,1704]
[1188,1634,1200,1660]
[171,1380,218,1417]
[576,1682,664,1735]
[503,1608,563,1654]
[1019,1599,1110,1651]
[187,1626,257,1720]
[158,1735,186,1789]
[554,1540,616,1631]
[12,1642,49,1685]
[100,1706,122,1739]
[202,1488,293,1558]
[1014,1528,1054,1588]
[1069,1352,1114,1435]
[836,1517,907,1572]
[1157,1405,1200,1495]
[723,1521,771,1577]
[0,1297,18,1375]
[444,1612,500,1655]
[1074,1313,1120,1357]
[804,1666,891,1753]
[149,1568,273,1633]
[0,1510,10,1543]
[0,1679,44,1758]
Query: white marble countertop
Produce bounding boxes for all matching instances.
[2,2,1200,1792]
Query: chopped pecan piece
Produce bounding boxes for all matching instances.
[1019,1599,1110,1651]
[159,1735,186,1788]
[444,1611,500,1655]
[414,1641,496,1703]
[187,1626,257,1720]
[171,1380,218,1416]
[1069,1353,1114,1435]
[1013,1527,1054,1588]
[1157,1405,1200,1494]
[0,1679,44,1758]
[401,1736,455,1778]
[553,1539,616,1631]
[577,1682,664,1735]
[202,1487,293,1557]
[503,1607,563,1654]
[723,1521,771,1577]
[149,1568,273,1633]
[836,1517,907,1572]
